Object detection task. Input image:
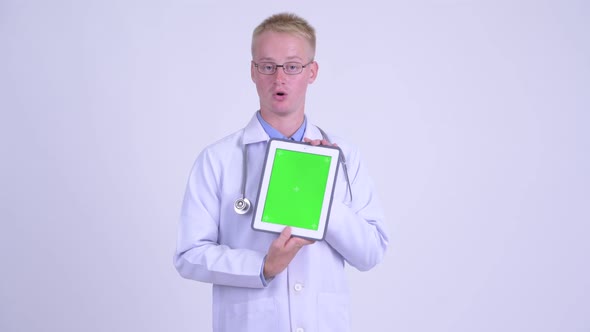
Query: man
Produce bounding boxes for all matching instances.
[174,12,388,332]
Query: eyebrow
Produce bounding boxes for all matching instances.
[257,56,304,62]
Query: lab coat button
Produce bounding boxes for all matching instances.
[294,283,303,292]
[295,328,304,332]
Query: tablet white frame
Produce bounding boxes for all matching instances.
[251,139,341,241]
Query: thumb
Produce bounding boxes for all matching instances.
[276,226,292,245]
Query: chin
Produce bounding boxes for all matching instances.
[271,108,298,117]
[267,104,294,115]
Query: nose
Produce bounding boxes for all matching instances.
[274,67,287,84]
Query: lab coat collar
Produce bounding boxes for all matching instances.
[242,112,270,145]
[303,120,323,140]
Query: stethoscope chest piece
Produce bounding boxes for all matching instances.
[234,197,251,214]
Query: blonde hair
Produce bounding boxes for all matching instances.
[252,13,316,58]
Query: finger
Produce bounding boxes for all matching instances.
[295,238,315,246]
[303,137,311,143]
[287,236,315,250]
[286,239,304,250]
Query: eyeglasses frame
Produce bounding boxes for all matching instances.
[252,60,315,75]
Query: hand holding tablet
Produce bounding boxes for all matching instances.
[252,138,341,241]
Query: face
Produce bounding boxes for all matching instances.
[251,31,318,119]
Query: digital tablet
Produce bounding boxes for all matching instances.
[251,138,341,241]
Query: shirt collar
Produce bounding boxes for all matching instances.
[256,111,307,142]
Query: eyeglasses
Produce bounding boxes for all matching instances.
[253,60,314,75]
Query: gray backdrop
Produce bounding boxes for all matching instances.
[1,0,589,331]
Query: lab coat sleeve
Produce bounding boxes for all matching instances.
[324,145,389,271]
[173,148,266,288]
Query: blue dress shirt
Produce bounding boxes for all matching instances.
[256,111,307,142]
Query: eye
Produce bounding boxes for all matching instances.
[260,63,275,73]
[285,63,301,73]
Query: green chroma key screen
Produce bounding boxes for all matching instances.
[262,148,331,230]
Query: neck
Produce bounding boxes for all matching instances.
[259,110,304,138]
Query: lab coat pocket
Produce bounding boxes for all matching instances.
[317,292,350,332]
[222,297,279,332]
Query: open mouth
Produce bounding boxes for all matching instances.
[276,92,286,96]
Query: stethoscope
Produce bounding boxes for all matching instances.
[234,127,353,214]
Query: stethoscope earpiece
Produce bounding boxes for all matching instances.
[234,197,251,215]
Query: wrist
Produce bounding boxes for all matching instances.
[263,262,273,279]
[261,256,275,285]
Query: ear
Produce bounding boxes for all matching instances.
[251,61,257,83]
[307,61,319,84]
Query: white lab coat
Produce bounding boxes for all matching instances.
[174,113,388,332]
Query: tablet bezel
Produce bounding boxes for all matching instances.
[251,138,341,241]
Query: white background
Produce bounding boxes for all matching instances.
[1,0,589,331]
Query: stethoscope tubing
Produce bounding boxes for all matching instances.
[233,143,252,214]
